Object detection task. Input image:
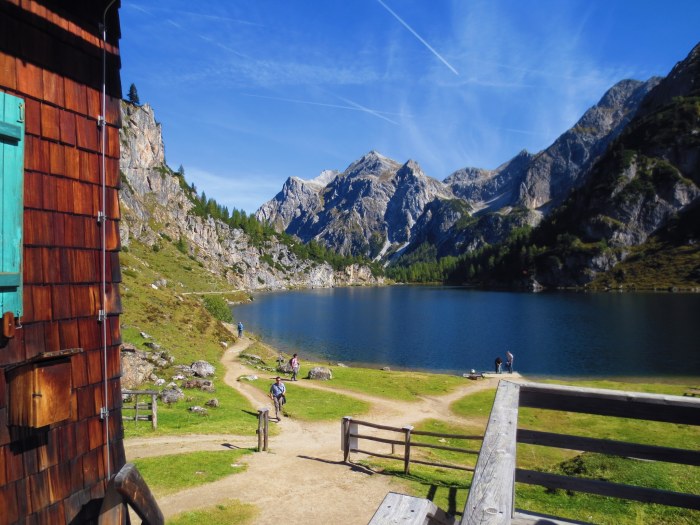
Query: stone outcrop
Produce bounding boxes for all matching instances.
[119,101,384,290]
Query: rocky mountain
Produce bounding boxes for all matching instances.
[257,151,455,259]
[257,78,660,262]
[119,101,384,290]
[523,42,700,287]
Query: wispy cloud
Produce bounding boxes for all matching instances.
[376,0,459,76]
[240,93,402,124]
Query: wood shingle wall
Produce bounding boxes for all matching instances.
[0,1,124,523]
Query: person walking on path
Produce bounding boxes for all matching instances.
[495,356,503,374]
[269,376,286,420]
[237,321,244,338]
[506,351,514,373]
[290,353,300,381]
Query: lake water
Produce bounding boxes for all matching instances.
[232,286,700,377]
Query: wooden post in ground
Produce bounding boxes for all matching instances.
[257,408,269,452]
[403,426,413,474]
[342,416,352,462]
[150,392,158,429]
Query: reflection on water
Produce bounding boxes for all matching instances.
[233,287,700,376]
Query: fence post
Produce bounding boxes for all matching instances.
[257,408,269,452]
[134,392,139,424]
[151,393,158,429]
[342,416,353,462]
[403,426,413,474]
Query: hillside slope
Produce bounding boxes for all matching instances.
[119,101,384,291]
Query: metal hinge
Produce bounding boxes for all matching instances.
[97,211,106,225]
[97,309,106,322]
[97,115,106,128]
[100,407,109,420]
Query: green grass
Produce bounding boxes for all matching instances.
[166,499,258,525]
[120,239,259,439]
[247,379,370,422]
[305,364,466,401]
[167,499,258,525]
[123,382,260,438]
[132,449,253,496]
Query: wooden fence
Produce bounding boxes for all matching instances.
[341,416,482,474]
[462,381,700,525]
[121,390,158,429]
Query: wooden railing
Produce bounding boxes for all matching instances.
[98,463,164,525]
[341,416,482,474]
[462,381,700,524]
[122,389,158,429]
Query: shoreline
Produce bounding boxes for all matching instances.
[244,334,700,385]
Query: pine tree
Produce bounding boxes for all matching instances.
[127,83,140,105]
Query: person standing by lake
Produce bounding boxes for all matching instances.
[495,356,503,374]
[506,351,514,373]
[269,376,286,420]
[237,321,244,338]
[290,353,300,381]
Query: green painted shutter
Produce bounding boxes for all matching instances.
[0,92,25,317]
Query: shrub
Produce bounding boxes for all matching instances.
[202,296,233,323]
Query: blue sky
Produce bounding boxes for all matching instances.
[119,1,699,214]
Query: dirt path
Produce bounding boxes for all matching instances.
[124,337,516,524]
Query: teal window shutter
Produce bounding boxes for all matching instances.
[0,92,25,318]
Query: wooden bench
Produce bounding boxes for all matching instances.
[368,492,456,525]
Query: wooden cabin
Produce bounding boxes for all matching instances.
[0,2,157,523]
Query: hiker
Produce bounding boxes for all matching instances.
[495,356,502,374]
[269,376,286,420]
[290,353,300,381]
[237,321,244,338]
[506,350,514,373]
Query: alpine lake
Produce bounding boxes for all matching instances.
[232,286,700,379]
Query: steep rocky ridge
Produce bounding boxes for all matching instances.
[258,78,659,263]
[257,151,455,259]
[119,101,383,290]
[524,43,700,287]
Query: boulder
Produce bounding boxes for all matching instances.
[191,360,215,377]
[238,375,258,382]
[205,398,219,408]
[182,378,214,392]
[277,361,293,374]
[188,406,208,415]
[160,387,184,404]
[120,346,154,389]
[307,366,332,380]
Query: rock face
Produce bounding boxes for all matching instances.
[258,151,456,259]
[257,79,660,262]
[529,42,700,286]
[119,101,384,290]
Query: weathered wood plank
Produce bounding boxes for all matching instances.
[515,469,700,510]
[113,463,164,525]
[461,381,520,525]
[511,510,592,524]
[369,492,455,525]
[518,382,700,425]
[518,429,700,466]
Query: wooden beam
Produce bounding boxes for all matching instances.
[516,469,700,510]
[517,429,700,466]
[369,492,456,525]
[461,381,520,525]
[518,382,700,425]
[113,463,164,525]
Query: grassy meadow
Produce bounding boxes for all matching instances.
[119,237,699,524]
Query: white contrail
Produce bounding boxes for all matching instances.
[241,93,400,125]
[376,0,459,76]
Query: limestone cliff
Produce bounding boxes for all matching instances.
[118,101,384,290]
